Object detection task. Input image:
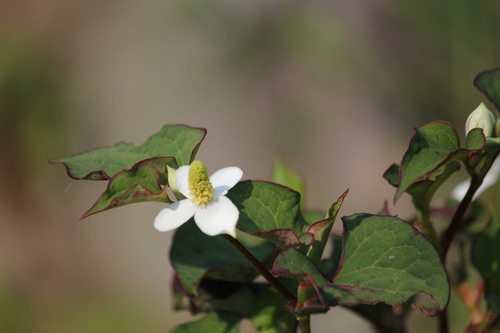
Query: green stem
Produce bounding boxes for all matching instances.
[222,235,297,307]
[297,314,311,333]
[439,176,480,258]
[438,152,499,333]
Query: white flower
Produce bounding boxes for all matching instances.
[465,103,496,137]
[451,158,500,201]
[154,161,243,237]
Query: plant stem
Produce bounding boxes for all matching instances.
[439,177,479,259]
[297,314,311,333]
[222,235,297,307]
[438,309,449,333]
[438,152,498,333]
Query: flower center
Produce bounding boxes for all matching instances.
[188,161,216,207]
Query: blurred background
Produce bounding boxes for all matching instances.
[1,0,499,332]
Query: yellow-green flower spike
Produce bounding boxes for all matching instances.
[188,161,216,207]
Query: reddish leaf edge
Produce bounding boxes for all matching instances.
[330,213,451,317]
[48,124,208,180]
[80,159,171,219]
[394,120,486,203]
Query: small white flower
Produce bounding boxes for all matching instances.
[154,161,243,237]
[465,103,496,137]
[451,158,500,201]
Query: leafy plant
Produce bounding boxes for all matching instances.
[51,69,500,332]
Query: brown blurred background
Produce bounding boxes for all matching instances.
[1,1,499,332]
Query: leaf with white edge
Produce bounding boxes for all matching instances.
[170,311,240,333]
[50,124,206,180]
[329,214,449,316]
[82,158,174,218]
[396,121,460,200]
[472,213,500,314]
[227,180,306,248]
[271,156,306,207]
[474,69,500,111]
[170,221,274,296]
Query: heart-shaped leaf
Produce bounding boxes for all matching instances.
[329,214,449,316]
[272,214,450,316]
[227,181,306,248]
[474,69,500,111]
[51,124,206,180]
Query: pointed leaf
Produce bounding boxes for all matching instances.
[305,190,348,264]
[329,214,449,316]
[82,158,173,218]
[51,124,206,180]
[396,121,460,200]
[270,156,306,207]
[170,221,274,295]
[383,163,399,187]
[227,181,305,247]
[474,69,500,111]
[170,311,240,333]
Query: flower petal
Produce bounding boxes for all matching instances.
[210,167,243,197]
[176,165,191,198]
[194,196,239,237]
[154,199,197,232]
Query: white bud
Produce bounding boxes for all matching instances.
[465,103,496,137]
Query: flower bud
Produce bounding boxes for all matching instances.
[465,103,496,137]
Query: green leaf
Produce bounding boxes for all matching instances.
[227,181,305,248]
[383,163,399,187]
[406,161,460,218]
[51,124,206,180]
[272,248,332,314]
[305,190,348,264]
[396,121,460,200]
[270,156,306,207]
[170,221,274,296]
[186,280,259,317]
[82,158,173,218]
[170,311,240,333]
[474,69,500,111]
[472,213,500,314]
[250,285,298,333]
[274,214,450,316]
[329,214,449,316]
[466,128,487,151]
